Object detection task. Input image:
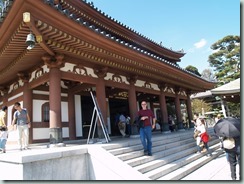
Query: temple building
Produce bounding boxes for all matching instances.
[0,0,215,144]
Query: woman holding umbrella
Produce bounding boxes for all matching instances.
[214,117,240,180]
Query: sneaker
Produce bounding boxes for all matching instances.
[24,147,30,150]
[201,148,207,153]
[148,153,152,156]
[206,154,212,157]
[19,148,23,151]
[144,150,148,155]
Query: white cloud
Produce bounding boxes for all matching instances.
[194,39,207,49]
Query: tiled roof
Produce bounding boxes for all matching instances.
[211,78,240,95]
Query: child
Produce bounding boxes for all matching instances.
[0,129,8,153]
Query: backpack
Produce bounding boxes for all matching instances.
[134,116,144,132]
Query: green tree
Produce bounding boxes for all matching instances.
[208,35,240,85]
[191,99,212,115]
[185,65,201,76]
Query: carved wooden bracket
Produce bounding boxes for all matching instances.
[42,53,65,68]
[94,67,107,78]
[126,75,138,85]
[17,72,30,83]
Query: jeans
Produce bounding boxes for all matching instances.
[227,146,240,180]
[139,126,152,154]
[126,124,131,135]
[0,139,7,150]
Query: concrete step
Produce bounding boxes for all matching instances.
[144,143,221,179]
[120,139,195,163]
[157,148,224,180]
[109,134,193,156]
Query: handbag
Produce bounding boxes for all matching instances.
[118,122,125,130]
[222,138,235,149]
[193,130,200,139]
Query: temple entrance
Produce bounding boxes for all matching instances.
[81,95,96,139]
[109,98,130,136]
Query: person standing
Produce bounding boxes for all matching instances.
[0,106,8,153]
[137,101,156,156]
[223,135,240,180]
[196,118,212,157]
[125,115,131,137]
[118,113,129,137]
[11,102,31,151]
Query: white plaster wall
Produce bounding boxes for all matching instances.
[33,99,48,122]
[135,79,145,87]
[33,128,49,140]
[75,95,82,137]
[8,92,23,102]
[61,63,97,78]
[33,100,69,139]
[61,101,68,122]
[135,80,159,91]
[62,127,69,138]
[7,104,16,125]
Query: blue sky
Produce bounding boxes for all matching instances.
[87,0,240,73]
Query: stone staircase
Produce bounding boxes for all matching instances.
[102,128,224,180]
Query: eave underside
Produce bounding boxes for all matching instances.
[0,0,215,93]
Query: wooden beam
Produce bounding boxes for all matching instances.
[23,12,55,56]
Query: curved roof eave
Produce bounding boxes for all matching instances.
[211,78,240,95]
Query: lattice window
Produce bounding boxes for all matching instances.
[42,102,50,122]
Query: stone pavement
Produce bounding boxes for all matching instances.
[0,129,239,181]
[1,135,240,181]
[182,152,240,181]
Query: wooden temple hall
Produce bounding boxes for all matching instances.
[0,0,215,144]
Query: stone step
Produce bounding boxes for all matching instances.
[157,148,224,180]
[102,130,195,151]
[143,143,221,179]
[109,134,193,156]
[99,127,220,180]
[133,139,220,174]
[124,137,219,167]
[117,138,195,162]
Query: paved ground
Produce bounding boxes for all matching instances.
[2,139,240,181]
[1,128,240,181]
[181,152,240,181]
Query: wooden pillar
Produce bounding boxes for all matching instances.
[186,92,194,128]
[0,87,9,125]
[68,91,76,140]
[158,84,169,132]
[42,54,64,144]
[94,68,107,139]
[18,73,33,143]
[127,76,138,135]
[175,88,183,130]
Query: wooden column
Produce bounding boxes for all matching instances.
[127,76,138,135]
[18,73,33,143]
[94,68,107,139]
[0,87,9,125]
[158,84,169,132]
[68,91,76,140]
[175,88,183,130]
[42,54,64,144]
[186,92,194,128]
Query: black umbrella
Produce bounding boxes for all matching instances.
[214,117,240,138]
